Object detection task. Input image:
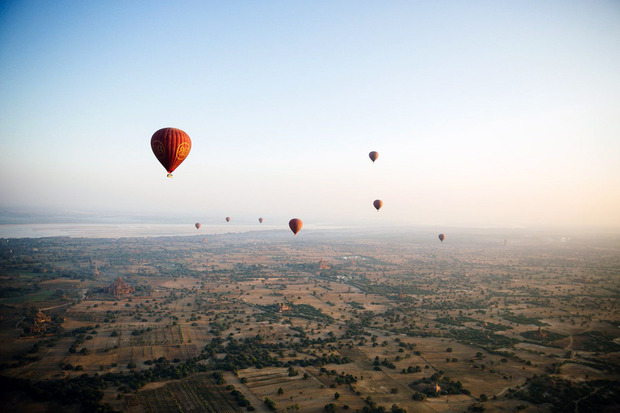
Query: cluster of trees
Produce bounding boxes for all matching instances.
[477,321,511,331]
[352,283,431,298]
[0,374,114,413]
[358,396,407,413]
[435,315,477,326]
[229,387,253,409]
[264,397,277,411]
[0,285,40,297]
[447,327,518,350]
[401,365,422,374]
[318,367,357,385]
[374,356,396,370]
[507,375,620,412]
[501,311,549,326]
[409,371,470,397]
[290,304,334,322]
[520,329,567,343]
[574,331,620,353]
[68,326,97,354]
[205,336,281,370]
[202,335,352,372]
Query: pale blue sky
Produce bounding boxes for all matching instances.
[1,1,619,228]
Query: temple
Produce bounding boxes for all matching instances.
[277,303,291,313]
[103,277,135,298]
[30,309,51,335]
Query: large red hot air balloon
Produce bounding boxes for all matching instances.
[369,151,379,163]
[373,199,383,211]
[438,234,445,242]
[259,218,264,224]
[226,217,231,223]
[151,127,191,177]
[195,223,201,229]
[289,218,303,235]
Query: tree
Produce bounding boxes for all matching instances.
[324,403,336,412]
[334,392,340,400]
[288,366,299,376]
[391,404,407,413]
[264,398,276,411]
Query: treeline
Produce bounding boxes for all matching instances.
[351,283,433,297]
[0,285,40,297]
[501,310,549,326]
[0,374,113,413]
[507,375,620,413]
[447,327,518,350]
[203,336,351,371]
[435,315,477,326]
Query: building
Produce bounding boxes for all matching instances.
[103,277,135,298]
[30,309,51,335]
[277,303,291,313]
[536,326,548,340]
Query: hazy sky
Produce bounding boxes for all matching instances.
[1,1,619,229]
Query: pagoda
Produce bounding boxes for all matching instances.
[104,277,135,298]
[277,303,291,313]
[30,309,51,335]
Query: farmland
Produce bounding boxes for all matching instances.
[0,228,619,412]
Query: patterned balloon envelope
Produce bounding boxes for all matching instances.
[151,127,191,177]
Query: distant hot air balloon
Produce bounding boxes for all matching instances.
[151,127,192,177]
[259,218,264,224]
[369,151,379,163]
[373,199,383,211]
[289,218,303,235]
[226,217,231,223]
[195,223,201,229]
[438,234,445,242]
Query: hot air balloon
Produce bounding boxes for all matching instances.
[226,217,231,223]
[369,151,379,163]
[289,218,303,235]
[195,223,201,229]
[438,234,445,242]
[373,199,383,211]
[259,218,264,224]
[151,127,192,177]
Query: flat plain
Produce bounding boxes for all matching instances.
[0,228,618,412]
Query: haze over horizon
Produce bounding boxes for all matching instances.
[1,1,619,230]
